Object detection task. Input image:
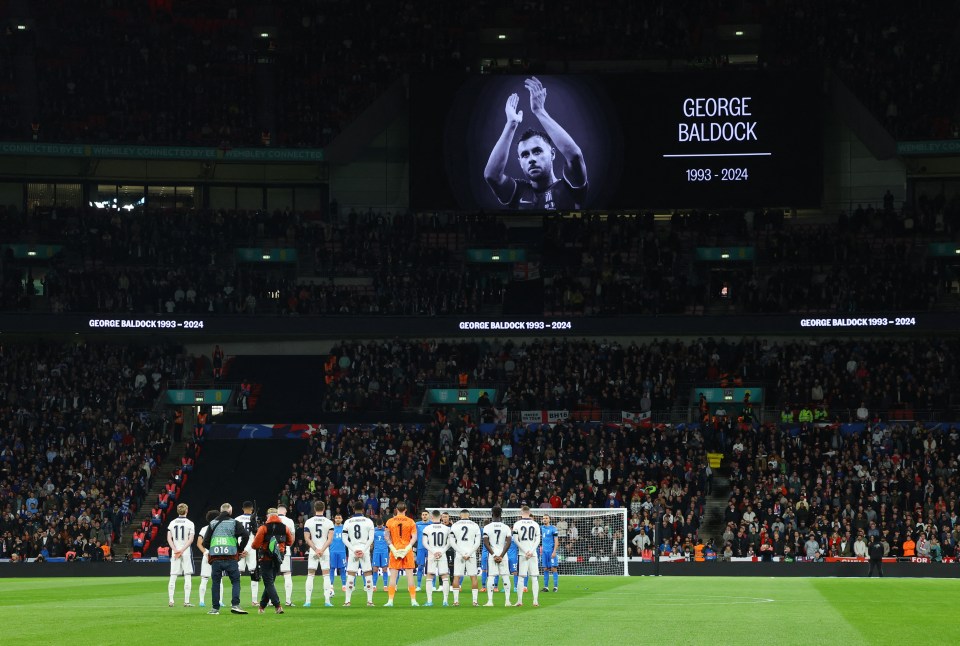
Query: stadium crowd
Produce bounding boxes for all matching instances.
[320,335,952,449]
[759,337,955,416]
[435,418,708,561]
[542,209,957,316]
[309,332,960,561]
[318,336,713,557]
[5,203,960,318]
[769,0,960,140]
[1,1,954,146]
[321,335,694,414]
[273,422,431,557]
[713,417,960,562]
[0,332,941,565]
[2,208,505,317]
[0,341,189,562]
[322,334,960,425]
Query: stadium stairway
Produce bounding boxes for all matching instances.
[698,473,732,546]
[173,439,308,534]
[215,355,324,423]
[420,475,447,509]
[114,440,191,560]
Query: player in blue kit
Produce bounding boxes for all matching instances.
[480,541,489,591]
[415,510,431,591]
[329,514,348,590]
[372,517,389,591]
[508,531,522,591]
[540,514,559,592]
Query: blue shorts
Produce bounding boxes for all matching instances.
[541,551,558,568]
[416,548,428,567]
[508,555,519,573]
[373,552,389,568]
[329,552,346,571]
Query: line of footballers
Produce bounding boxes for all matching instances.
[166,501,561,608]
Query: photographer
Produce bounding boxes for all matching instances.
[201,502,251,615]
[251,507,294,614]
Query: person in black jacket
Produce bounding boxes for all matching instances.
[201,502,251,615]
[251,507,295,614]
[867,535,884,577]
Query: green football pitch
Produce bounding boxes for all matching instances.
[1,575,958,645]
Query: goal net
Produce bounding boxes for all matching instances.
[428,507,628,576]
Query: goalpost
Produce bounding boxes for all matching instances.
[428,507,629,576]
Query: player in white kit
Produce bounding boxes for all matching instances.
[421,510,452,606]
[482,506,513,606]
[340,501,376,606]
[234,501,260,606]
[277,505,297,606]
[512,505,542,607]
[449,509,482,606]
[303,500,335,607]
[196,509,223,607]
[167,503,196,607]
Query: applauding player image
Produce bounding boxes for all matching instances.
[483,77,588,210]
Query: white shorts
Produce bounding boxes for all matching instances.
[307,549,331,573]
[346,551,371,574]
[280,550,292,574]
[453,553,479,578]
[200,554,213,578]
[487,554,510,576]
[238,549,257,574]
[170,551,194,576]
[426,553,450,576]
[517,553,540,577]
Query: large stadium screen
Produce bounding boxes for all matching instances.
[410,71,821,210]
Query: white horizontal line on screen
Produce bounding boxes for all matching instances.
[662,152,773,158]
